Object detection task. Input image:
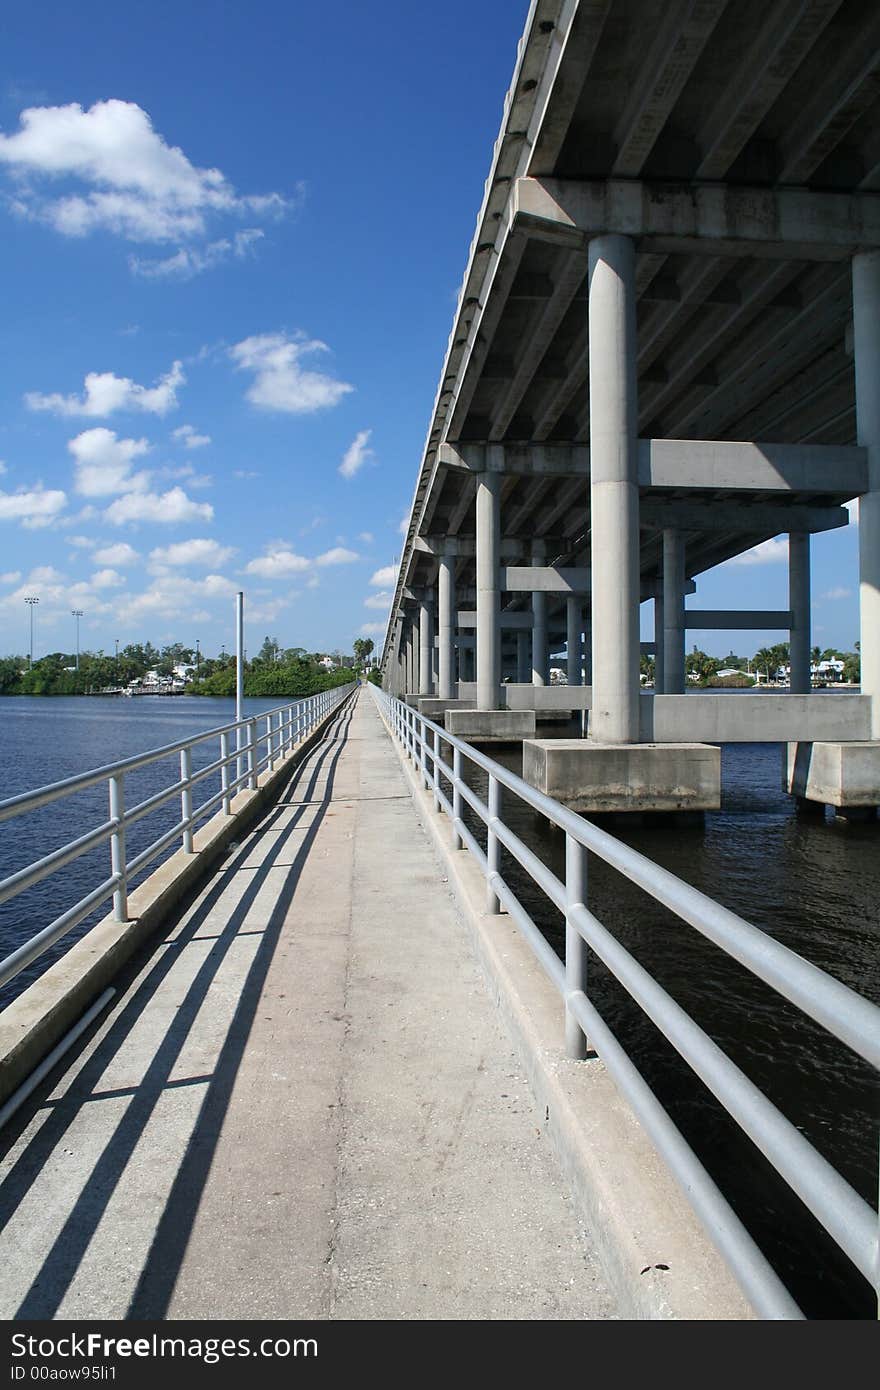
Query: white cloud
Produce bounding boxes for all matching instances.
[364,591,392,610]
[90,567,125,589]
[0,486,67,526]
[103,486,213,526]
[1,570,21,584]
[131,228,266,281]
[69,428,151,496]
[315,547,358,567]
[233,468,259,479]
[67,534,95,549]
[339,428,374,479]
[358,531,374,544]
[0,461,7,474]
[0,100,290,245]
[821,586,852,600]
[369,564,397,587]
[172,423,211,449]
[92,541,139,566]
[729,537,789,566]
[306,575,320,589]
[117,572,236,621]
[359,622,385,636]
[229,331,353,413]
[398,515,409,536]
[149,538,235,569]
[26,360,184,417]
[244,546,310,579]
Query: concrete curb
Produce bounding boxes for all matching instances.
[0,692,358,1109]
[379,708,755,1320]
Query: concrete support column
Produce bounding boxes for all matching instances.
[654,592,664,694]
[566,597,582,685]
[419,601,433,696]
[406,620,415,693]
[588,234,640,743]
[531,540,547,685]
[438,553,456,700]
[853,251,880,737]
[476,470,501,710]
[584,614,593,685]
[662,529,686,694]
[516,630,529,683]
[789,532,811,695]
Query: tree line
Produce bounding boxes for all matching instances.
[640,641,861,687]
[0,636,363,698]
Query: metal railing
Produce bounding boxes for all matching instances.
[371,685,880,1320]
[0,684,355,994]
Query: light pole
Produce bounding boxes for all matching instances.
[195,639,200,679]
[71,609,84,672]
[24,596,38,670]
[115,638,119,687]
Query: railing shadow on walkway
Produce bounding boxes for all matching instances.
[0,695,358,1320]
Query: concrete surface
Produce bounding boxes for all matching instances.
[785,740,880,810]
[380,694,755,1320]
[0,691,616,1321]
[523,740,721,813]
[444,709,536,742]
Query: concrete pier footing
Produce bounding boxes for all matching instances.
[523,741,721,814]
[784,741,880,814]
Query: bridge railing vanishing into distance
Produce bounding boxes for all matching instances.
[370,685,880,1319]
[0,685,355,995]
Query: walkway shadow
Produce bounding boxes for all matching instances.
[2,697,357,1320]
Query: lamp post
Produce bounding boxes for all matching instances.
[71,609,84,672]
[115,638,119,687]
[195,639,200,679]
[24,596,38,670]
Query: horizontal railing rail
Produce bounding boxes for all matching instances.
[370,685,880,1320]
[0,684,356,995]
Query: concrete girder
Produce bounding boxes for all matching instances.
[663,266,852,437]
[636,261,803,431]
[694,0,843,180]
[447,228,528,439]
[512,178,880,260]
[729,351,852,442]
[683,610,793,630]
[777,10,880,185]
[610,0,728,179]
[526,0,613,177]
[638,500,848,535]
[488,250,587,440]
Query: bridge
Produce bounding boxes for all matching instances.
[380,0,880,817]
[1,0,879,1327]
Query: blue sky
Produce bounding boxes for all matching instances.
[0,0,861,663]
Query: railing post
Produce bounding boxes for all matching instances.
[565,833,590,1060]
[220,730,232,814]
[285,706,293,753]
[452,746,462,851]
[432,729,441,811]
[266,714,275,772]
[248,718,258,789]
[420,717,430,790]
[180,747,194,853]
[486,773,501,914]
[109,773,128,922]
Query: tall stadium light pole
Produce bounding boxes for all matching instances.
[24,596,39,670]
[71,609,84,672]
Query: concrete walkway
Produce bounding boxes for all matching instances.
[0,690,616,1320]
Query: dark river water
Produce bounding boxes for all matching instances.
[1,694,878,1318]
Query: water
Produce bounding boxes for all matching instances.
[1,696,877,1316]
[0,696,298,1005]
[457,728,879,1320]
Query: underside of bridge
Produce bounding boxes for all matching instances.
[382,0,880,807]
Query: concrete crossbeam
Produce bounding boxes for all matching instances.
[512,177,880,260]
[438,438,867,496]
[640,693,872,743]
[683,610,793,630]
[502,565,592,593]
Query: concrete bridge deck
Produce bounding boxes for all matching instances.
[0,690,616,1321]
